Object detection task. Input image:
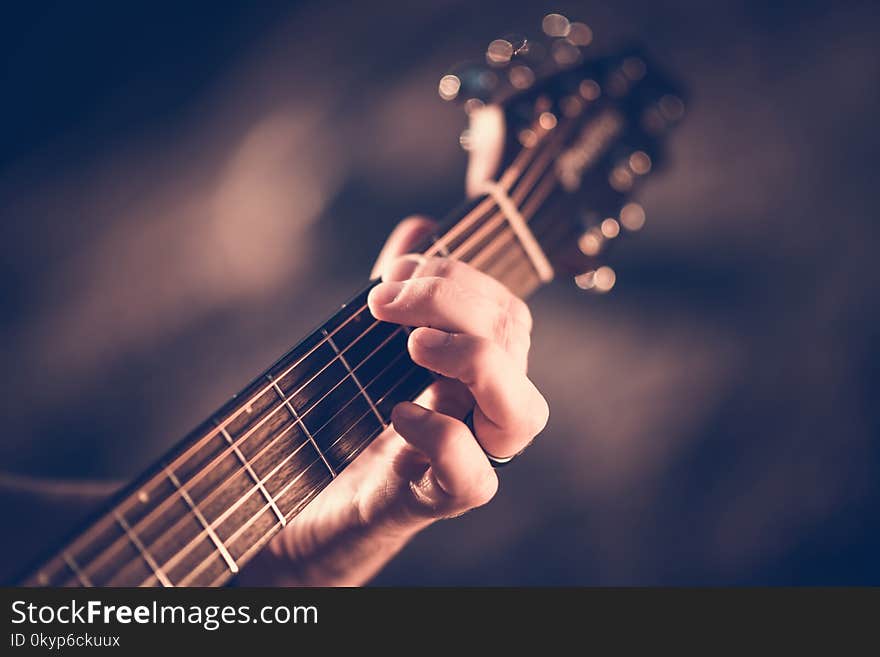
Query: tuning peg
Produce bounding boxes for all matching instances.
[608,147,654,192]
[539,13,592,69]
[485,33,529,67]
[641,93,686,134]
[619,202,646,231]
[542,13,571,37]
[577,215,623,257]
[438,62,500,110]
[574,266,616,293]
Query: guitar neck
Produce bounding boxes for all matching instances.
[21,165,570,586]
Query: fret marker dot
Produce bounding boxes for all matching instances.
[518,129,538,148]
[595,266,617,292]
[37,571,49,585]
[508,65,535,90]
[138,490,149,504]
[579,79,601,101]
[601,218,621,238]
[539,111,558,130]
[629,151,652,175]
[578,231,602,256]
[620,202,647,231]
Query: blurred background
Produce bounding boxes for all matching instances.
[1,0,878,584]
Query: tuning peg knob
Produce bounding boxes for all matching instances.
[542,13,571,37]
[642,94,686,134]
[438,62,499,108]
[619,202,646,231]
[485,33,529,67]
[540,13,592,68]
[574,266,616,293]
[578,217,622,257]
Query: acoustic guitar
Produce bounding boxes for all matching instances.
[18,14,685,586]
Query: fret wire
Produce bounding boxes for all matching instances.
[176,457,327,586]
[113,510,172,587]
[164,467,239,574]
[62,550,93,587]
[266,374,336,479]
[154,427,316,585]
[140,331,409,584]
[217,423,286,527]
[323,328,386,428]
[328,367,431,468]
[182,363,427,586]
[35,116,572,587]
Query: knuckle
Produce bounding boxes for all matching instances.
[429,257,456,279]
[472,337,497,375]
[512,296,533,331]
[456,337,492,386]
[529,391,550,437]
[503,293,532,332]
[496,295,532,357]
[492,306,518,351]
[433,415,469,449]
[470,470,499,507]
[422,276,457,315]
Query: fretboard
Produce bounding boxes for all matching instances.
[19,101,619,587]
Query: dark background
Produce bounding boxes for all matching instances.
[1,0,878,584]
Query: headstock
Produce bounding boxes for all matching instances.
[438,13,686,293]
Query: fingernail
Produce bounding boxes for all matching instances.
[382,254,424,282]
[394,402,430,420]
[368,281,404,307]
[415,328,450,348]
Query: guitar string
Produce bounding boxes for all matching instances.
[48,114,571,586]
